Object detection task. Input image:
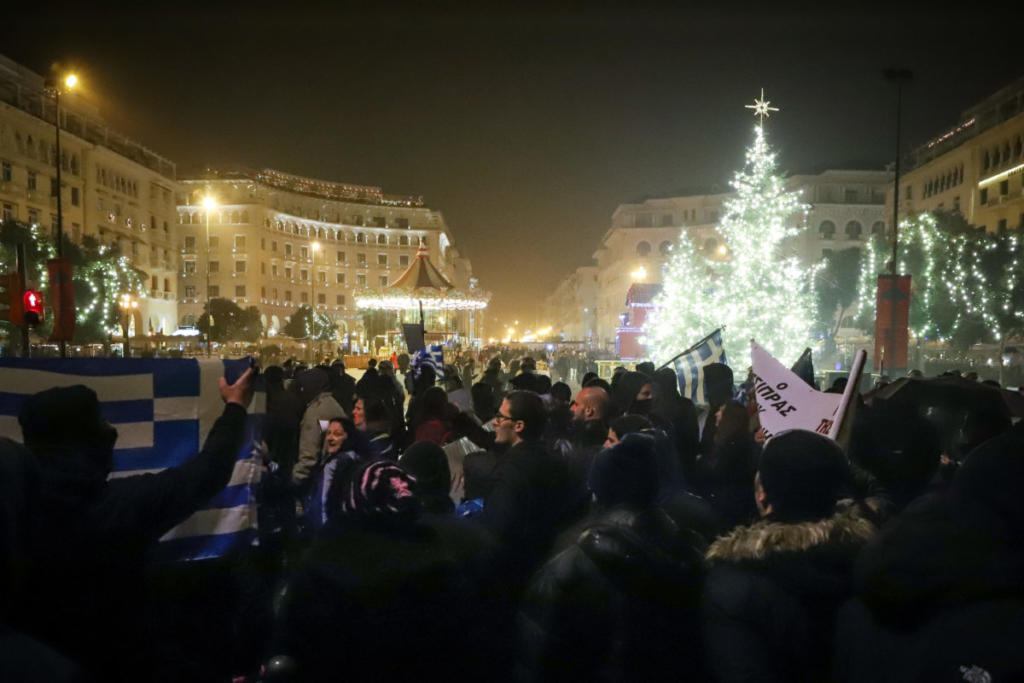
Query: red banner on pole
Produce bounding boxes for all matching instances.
[874,274,911,374]
[5,272,23,324]
[47,258,76,342]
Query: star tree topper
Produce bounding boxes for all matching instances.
[745,88,779,126]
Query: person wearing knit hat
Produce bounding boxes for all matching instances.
[521,432,706,682]
[703,429,874,683]
[336,460,419,522]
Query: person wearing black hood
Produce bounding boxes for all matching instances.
[326,359,357,416]
[608,370,654,418]
[0,438,83,683]
[12,369,254,683]
[836,432,1024,682]
[520,433,707,682]
[702,429,875,683]
[649,366,701,482]
[354,357,380,398]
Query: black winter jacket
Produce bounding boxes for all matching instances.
[520,506,706,683]
[14,403,247,683]
[703,506,875,683]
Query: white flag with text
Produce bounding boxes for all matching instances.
[750,341,844,439]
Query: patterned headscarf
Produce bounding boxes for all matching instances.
[338,460,419,521]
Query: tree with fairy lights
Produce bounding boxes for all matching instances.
[283,305,337,342]
[647,90,816,370]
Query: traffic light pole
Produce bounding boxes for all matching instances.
[16,243,29,358]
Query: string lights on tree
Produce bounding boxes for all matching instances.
[647,91,817,369]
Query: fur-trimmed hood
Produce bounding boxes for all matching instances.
[706,506,875,564]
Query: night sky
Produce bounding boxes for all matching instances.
[2,5,1018,329]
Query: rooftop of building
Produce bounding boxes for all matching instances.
[0,53,176,180]
[181,167,426,208]
[909,74,1024,168]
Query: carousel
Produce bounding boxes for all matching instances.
[354,246,490,351]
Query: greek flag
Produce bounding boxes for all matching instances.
[412,344,445,380]
[0,357,264,562]
[672,329,728,404]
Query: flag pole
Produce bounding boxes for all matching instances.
[656,327,723,371]
[827,349,866,440]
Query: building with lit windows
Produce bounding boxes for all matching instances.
[893,76,1024,233]
[0,54,180,336]
[176,168,481,349]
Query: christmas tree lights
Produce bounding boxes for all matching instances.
[647,109,817,370]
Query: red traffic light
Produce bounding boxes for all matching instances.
[23,289,43,326]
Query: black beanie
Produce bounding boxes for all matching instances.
[400,441,450,499]
[19,385,106,451]
[759,430,849,523]
[588,432,659,508]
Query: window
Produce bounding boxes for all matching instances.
[272,264,279,277]
[1001,180,1010,196]
[844,221,863,240]
[318,271,326,284]
[27,208,39,226]
[209,285,219,297]
[234,235,246,249]
[71,187,79,206]
[27,171,36,190]
[261,287,266,298]
[818,220,836,239]
[356,233,365,243]
[660,214,673,227]
[379,275,389,287]
[980,188,989,204]
[871,221,885,236]
[235,285,246,298]
[357,253,366,265]
[336,294,346,305]
[272,288,278,299]
[300,246,308,259]
[285,267,292,279]
[317,293,326,304]
[636,241,652,256]
[998,219,1008,233]
[399,255,409,267]
[635,213,652,228]
[185,236,196,251]
[272,240,278,252]
[185,261,196,274]
[399,235,409,246]
[185,286,195,298]
[844,189,858,203]
[235,261,246,273]
[261,263,266,275]
[209,236,219,248]
[164,278,170,292]
[421,236,429,247]
[301,292,308,303]
[209,261,219,273]
[378,254,387,266]
[301,269,308,281]
[1,161,10,182]
[953,196,961,212]
[336,250,345,262]
[357,274,367,287]
[336,272,345,284]
[372,216,386,227]
[376,234,386,245]
[285,243,293,257]
[353,215,364,226]
[395,218,409,229]
[285,290,292,302]
[2,203,13,222]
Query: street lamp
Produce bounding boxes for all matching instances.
[44,71,78,358]
[202,194,217,356]
[119,293,138,358]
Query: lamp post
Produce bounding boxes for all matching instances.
[883,68,914,375]
[202,194,217,357]
[310,241,320,362]
[119,292,138,358]
[44,72,77,358]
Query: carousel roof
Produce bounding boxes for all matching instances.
[389,246,454,292]
[354,245,490,311]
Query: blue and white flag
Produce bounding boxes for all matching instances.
[672,329,728,404]
[412,344,444,380]
[0,357,265,562]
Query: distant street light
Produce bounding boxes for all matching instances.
[202,194,217,356]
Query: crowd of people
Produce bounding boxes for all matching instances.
[3,351,1024,682]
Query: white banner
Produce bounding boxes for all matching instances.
[750,341,843,439]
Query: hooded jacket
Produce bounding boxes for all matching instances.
[293,369,346,485]
[703,506,875,683]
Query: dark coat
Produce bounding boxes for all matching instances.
[328,369,357,416]
[702,506,875,683]
[836,492,1024,682]
[463,449,507,501]
[520,506,706,683]
[271,515,497,682]
[696,436,760,530]
[13,404,247,683]
[480,440,573,593]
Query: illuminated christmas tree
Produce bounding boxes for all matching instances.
[647,91,817,369]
